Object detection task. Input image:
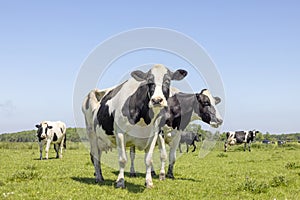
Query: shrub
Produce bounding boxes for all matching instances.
[270,175,288,187]
[217,153,228,158]
[238,177,269,194]
[285,162,300,170]
[9,170,39,182]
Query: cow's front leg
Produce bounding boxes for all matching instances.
[45,140,51,159]
[39,142,43,160]
[167,130,181,179]
[144,132,159,188]
[115,133,127,189]
[224,141,228,152]
[157,133,166,180]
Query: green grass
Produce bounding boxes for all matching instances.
[0,142,300,199]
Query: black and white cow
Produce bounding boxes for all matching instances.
[178,131,201,153]
[224,130,258,152]
[130,89,223,180]
[35,121,66,160]
[158,89,223,179]
[83,64,187,188]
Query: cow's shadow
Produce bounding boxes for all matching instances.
[33,157,59,160]
[71,176,146,193]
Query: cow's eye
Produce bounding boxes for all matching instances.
[203,101,210,106]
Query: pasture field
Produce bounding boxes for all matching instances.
[0,141,300,200]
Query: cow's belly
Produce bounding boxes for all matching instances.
[96,124,158,151]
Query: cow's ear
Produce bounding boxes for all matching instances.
[48,126,53,129]
[214,97,221,105]
[35,124,41,128]
[131,70,147,82]
[171,69,188,80]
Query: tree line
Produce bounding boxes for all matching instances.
[0,128,88,142]
[0,125,299,143]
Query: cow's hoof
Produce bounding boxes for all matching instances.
[95,177,105,183]
[151,170,156,177]
[130,172,137,177]
[159,173,165,181]
[145,180,154,188]
[115,178,125,189]
[166,173,175,179]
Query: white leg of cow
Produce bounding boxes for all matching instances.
[167,130,181,179]
[59,135,65,158]
[144,132,158,188]
[129,146,136,177]
[45,140,51,159]
[157,133,167,180]
[39,142,43,160]
[116,132,127,189]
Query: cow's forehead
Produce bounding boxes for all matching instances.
[150,64,169,81]
[40,122,48,128]
[201,89,215,103]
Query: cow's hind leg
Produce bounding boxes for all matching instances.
[115,132,127,189]
[90,136,104,183]
[54,144,59,158]
[129,146,136,177]
[191,141,197,152]
[166,130,181,179]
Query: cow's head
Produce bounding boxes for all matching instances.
[35,122,53,141]
[131,64,187,109]
[195,89,223,128]
[249,130,259,139]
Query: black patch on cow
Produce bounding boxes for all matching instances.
[162,74,171,100]
[122,83,154,125]
[97,82,125,135]
[53,133,58,142]
[163,93,196,130]
[235,131,246,143]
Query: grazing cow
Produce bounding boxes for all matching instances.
[178,131,201,153]
[224,130,258,152]
[35,121,66,160]
[130,89,223,180]
[83,64,187,188]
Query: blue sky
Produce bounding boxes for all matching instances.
[0,1,299,134]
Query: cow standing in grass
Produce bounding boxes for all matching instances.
[82,64,187,188]
[35,121,66,160]
[178,131,201,153]
[224,130,258,152]
[130,89,223,179]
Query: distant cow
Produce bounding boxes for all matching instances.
[35,121,66,160]
[178,132,201,153]
[224,130,258,152]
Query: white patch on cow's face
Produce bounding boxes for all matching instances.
[202,89,223,128]
[149,64,169,108]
